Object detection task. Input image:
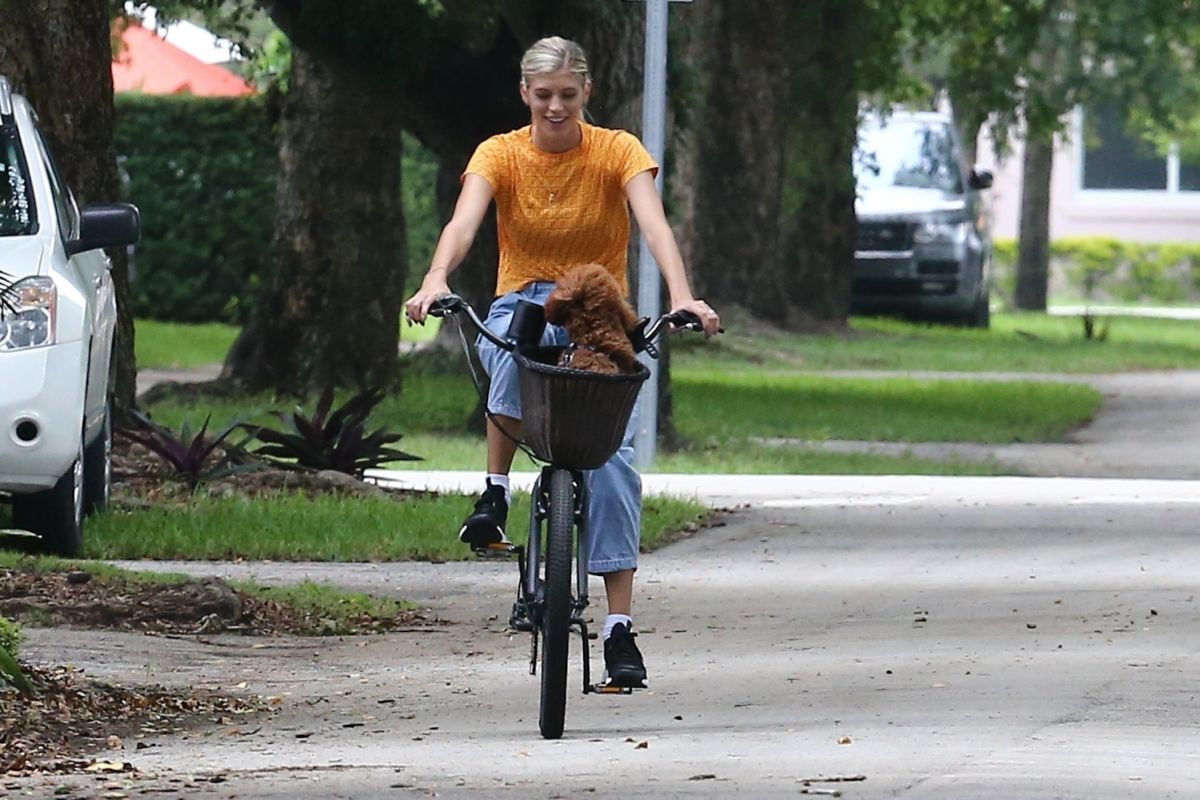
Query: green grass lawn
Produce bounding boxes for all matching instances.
[133,310,1194,475]
[136,312,1200,374]
[140,367,1097,474]
[135,318,441,370]
[135,320,241,370]
[679,311,1200,374]
[77,491,710,562]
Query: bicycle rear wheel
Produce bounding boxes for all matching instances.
[538,467,574,739]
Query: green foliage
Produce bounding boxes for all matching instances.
[249,28,292,92]
[992,237,1200,304]
[905,1,1200,153]
[402,133,439,291]
[114,94,277,323]
[0,615,21,659]
[117,410,251,490]
[0,615,32,697]
[248,387,421,476]
[84,491,710,561]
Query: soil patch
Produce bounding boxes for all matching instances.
[112,439,434,507]
[0,567,423,637]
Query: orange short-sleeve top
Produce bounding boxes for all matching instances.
[464,122,658,296]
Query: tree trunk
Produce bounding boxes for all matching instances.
[684,0,857,328]
[778,2,859,327]
[0,1,136,414]
[223,47,407,395]
[1015,132,1054,311]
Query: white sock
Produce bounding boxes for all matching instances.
[603,614,633,640]
[486,474,511,504]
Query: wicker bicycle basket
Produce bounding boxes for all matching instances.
[515,347,650,470]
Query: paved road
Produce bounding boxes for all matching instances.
[16,367,1199,796]
[19,475,1200,799]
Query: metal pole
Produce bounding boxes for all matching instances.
[634,0,668,469]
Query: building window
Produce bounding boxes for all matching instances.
[1080,106,1199,193]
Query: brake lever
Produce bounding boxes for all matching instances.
[628,316,654,354]
[428,293,464,318]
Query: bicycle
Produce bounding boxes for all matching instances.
[429,292,709,740]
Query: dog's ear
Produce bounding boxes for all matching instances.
[544,292,566,324]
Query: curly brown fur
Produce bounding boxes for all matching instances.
[557,347,619,374]
[544,264,640,374]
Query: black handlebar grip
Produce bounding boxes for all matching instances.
[428,293,464,317]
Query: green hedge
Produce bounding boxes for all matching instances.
[993,237,1200,305]
[115,94,277,323]
[115,96,442,323]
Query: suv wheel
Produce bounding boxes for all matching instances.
[967,293,991,329]
[83,400,112,516]
[12,439,85,557]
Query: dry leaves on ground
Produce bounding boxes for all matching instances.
[1,662,267,776]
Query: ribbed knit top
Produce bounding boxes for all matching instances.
[464,122,658,296]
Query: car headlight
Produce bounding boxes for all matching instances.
[913,221,969,245]
[0,276,56,350]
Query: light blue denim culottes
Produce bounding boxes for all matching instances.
[476,282,642,574]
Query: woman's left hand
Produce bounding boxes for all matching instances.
[671,298,722,337]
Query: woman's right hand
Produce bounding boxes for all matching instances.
[405,275,451,325]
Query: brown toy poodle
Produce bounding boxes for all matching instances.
[543,264,641,375]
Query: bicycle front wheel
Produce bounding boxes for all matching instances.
[538,467,575,739]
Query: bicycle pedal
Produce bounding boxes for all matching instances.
[472,542,518,558]
[589,682,635,695]
[509,602,534,632]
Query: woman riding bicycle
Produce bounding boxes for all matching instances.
[404,35,720,687]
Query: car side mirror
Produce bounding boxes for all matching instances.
[66,203,141,256]
[968,167,994,190]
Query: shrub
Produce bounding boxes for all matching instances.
[0,615,31,696]
[0,615,21,659]
[247,387,421,477]
[992,237,1200,305]
[113,96,443,322]
[117,410,251,490]
[115,94,277,323]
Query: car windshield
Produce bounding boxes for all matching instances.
[855,117,963,194]
[0,125,35,236]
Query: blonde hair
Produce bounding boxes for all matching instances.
[520,36,590,86]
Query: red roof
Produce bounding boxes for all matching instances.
[112,19,254,97]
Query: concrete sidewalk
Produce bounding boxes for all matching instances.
[369,468,1200,508]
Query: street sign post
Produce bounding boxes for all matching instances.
[628,0,688,469]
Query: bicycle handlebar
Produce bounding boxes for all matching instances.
[429,293,515,351]
[428,293,718,356]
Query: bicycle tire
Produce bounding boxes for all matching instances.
[538,467,574,739]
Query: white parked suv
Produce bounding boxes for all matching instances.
[0,77,140,555]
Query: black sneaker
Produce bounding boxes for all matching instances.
[509,600,534,632]
[603,622,647,688]
[458,480,510,548]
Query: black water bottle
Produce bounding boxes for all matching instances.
[506,299,546,349]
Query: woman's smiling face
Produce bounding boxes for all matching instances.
[521,71,590,144]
